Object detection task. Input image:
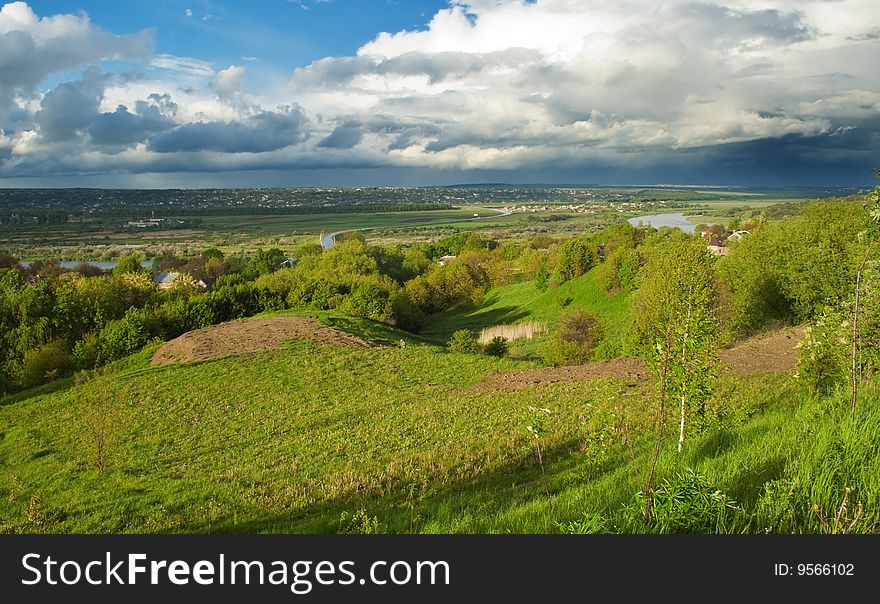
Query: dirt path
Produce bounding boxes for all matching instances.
[150,316,378,365]
[472,326,805,393]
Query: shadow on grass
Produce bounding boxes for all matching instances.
[172,439,637,535]
[0,377,75,408]
[419,302,532,343]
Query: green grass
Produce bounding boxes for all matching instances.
[1,324,877,534]
[419,268,631,359]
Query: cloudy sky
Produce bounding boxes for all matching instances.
[0,0,878,187]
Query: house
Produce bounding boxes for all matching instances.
[279,257,298,269]
[728,230,750,242]
[706,236,729,256]
[155,272,207,290]
[155,272,179,289]
[438,255,458,266]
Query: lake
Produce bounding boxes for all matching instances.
[628,212,697,234]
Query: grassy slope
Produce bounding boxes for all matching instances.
[419,268,631,359]
[1,311,877,534]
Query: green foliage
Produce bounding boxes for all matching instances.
[553,238,595,283]
[558,512,609,534]
[625,469,741,533]
[628,238,719,455]
[595,247,640,292]
[338,509,383,534]
[545,309,603,366]
[795,311,848,395]
[534,264,550,292]
[431,232,493,258]
[18,341,73,388]
[483,336,509,358]
[112,253,146,276]
[755,391,880,534]
[628,238,718,358]
[448,329,482,354]
[720,199,865,334]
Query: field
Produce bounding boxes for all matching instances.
[1,307,877,534]
[3,184,851,260]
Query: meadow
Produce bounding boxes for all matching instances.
[1,309,876,534]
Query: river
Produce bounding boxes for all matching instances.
[627,212,697,234]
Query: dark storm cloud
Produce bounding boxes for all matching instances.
[34,67,110,142]
[148,106,309,154]
[88,95,177,149]
[317,119,365,149]
[33,71,176,150]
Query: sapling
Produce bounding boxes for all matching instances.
[526,406,553,511]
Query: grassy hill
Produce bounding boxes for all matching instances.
[420,269,631,360]
[1,313,877,534]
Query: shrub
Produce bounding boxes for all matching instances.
[796,311,848,395]
[18,341,73,388]
[484,336,509,358]
[558,512,609,534]
[535,264,550,292]
[596,247,641,292]
[626,469,741,533]
[448,329,482,354]
[546,309,603,366]
[546,339,590,367]
[553,238,595,283]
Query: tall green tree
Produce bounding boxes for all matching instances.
[852,170,880,411]
[628,238,719,520]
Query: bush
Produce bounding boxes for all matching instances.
[626,469,741,533]
[18,341,73,388]
[546,309,603,366]
[796,311,848,395]
[553,238,595,283]
[546,339,590,367]
[448,329,482,354]
[484,336,509,358]
[596,247,640,292]
[534,264,550,292]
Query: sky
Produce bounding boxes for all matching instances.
[0,0,878,188]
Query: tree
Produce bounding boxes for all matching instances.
[852,170,880,411]
[628,239,719,521]
[535,263,550,292]
[112,253,145,276]
[554,238,595,283]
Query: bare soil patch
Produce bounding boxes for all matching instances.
[719,326,804,376]
[472,327,805,393]
[150,316,378,365]
[471,357,650,393]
